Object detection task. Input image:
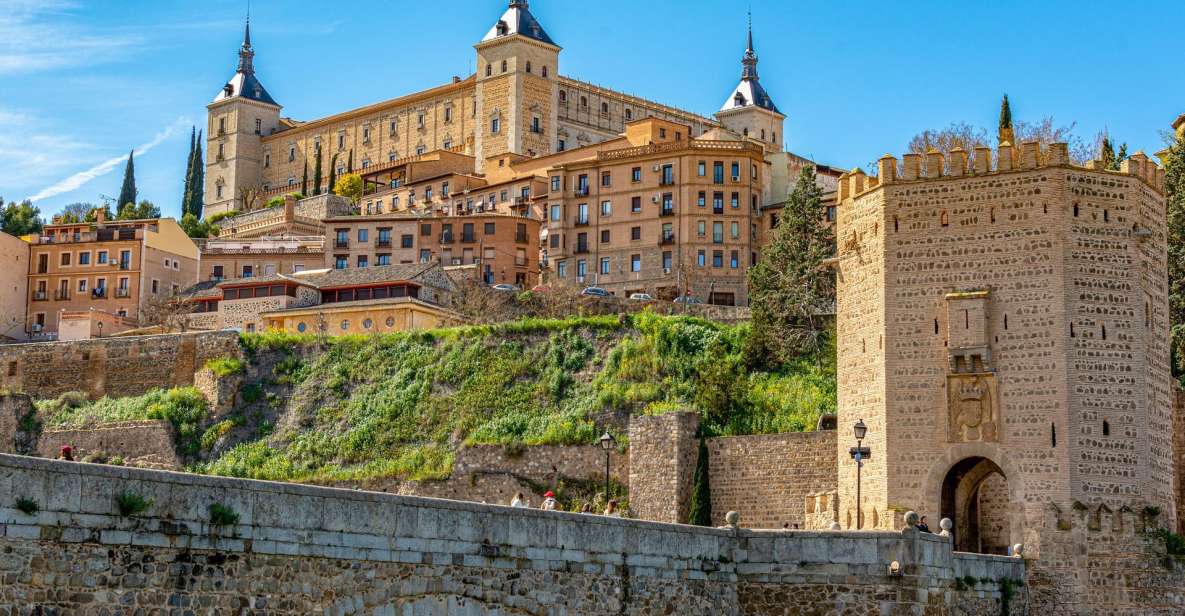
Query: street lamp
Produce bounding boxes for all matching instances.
[599,432,616,504]
[849,419,871,529]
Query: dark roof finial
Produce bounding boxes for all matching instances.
[747,7,753,53]
[741,10,758,81]
[244,0,251,47]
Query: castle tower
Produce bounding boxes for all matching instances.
[204,17,281,218]
[473,1,560,172]
[834,144,1173,563]
[715,16,784,153]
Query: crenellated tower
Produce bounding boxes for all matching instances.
[205,17,282,218]
[473,1,560,172]
[715,15,784,153]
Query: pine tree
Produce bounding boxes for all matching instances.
[1164,134,1185,380]
[327,153,339,196]
[181,127,195,216]
[687,438,712,526]
[747,165,835,365]
[301,160,309,196]
[312,147,323,196]
[190,131,204,217]
[997,94,1014,145]
[116,150,137,209]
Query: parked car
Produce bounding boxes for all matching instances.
[581,286,611,297]
[673,295,702,304]
[491,283,521,292]
[628,293,654,301]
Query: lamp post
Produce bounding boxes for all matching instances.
[849,419,870,529]
[599,432,615,505]
[97,321,103,339]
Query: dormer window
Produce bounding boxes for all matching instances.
[734,92,747,107]
[496,20,508,36]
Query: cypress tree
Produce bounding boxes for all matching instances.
[1164,134,1185,379]
[1100,135,1115,169]
[189,132,204,217]
[347,149,354,173]
[116,150,137,209]
[327,153,339,195]
[687,438,712,526]
[997,94,1014,145]
[181,127,195,216]
[301,160,309,196]
[312,147,323,196]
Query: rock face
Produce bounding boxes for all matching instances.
[0,453,1025,614]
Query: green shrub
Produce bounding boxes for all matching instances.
[14,497,39,516]
[204,356,245,377]
[240,383,264,404]
[44,388,210,457]
[115,491,152,516]
[208,503,240,526]
[200,418,240,451]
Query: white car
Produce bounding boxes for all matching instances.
[491,283,521,292]
[628,293,654,301]
[673,295,703,305]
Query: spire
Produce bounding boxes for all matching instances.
[741,9,758,81]
[237,14,255,75]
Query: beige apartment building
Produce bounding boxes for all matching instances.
[200,234,324,282]
[25,214,198,337]
[0,231,28,340]
[325,212,541,288]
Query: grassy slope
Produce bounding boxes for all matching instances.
[40,312,836,483]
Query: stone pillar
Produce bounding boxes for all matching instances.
[628,412,700,523]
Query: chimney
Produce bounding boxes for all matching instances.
[95,207,106,224]
[283,194,296,225]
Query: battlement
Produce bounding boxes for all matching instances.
[1043,501,1167,538]
[837,142,1166,200]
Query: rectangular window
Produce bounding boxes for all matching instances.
[697,221,706,237]
[731,192,739,208]
[698,161,706,177]
[419,249,432,263]
[484,222,496,235]
[730,250,739,269]
[631,167,641,182]
[550,204,562,221]
[577,203,589,224]
[662,251,672,270]
[550,234,560,248]
[601,200,611,216]
[401,234,414,248]
[661,193,673,215]
[255,118,262,135]
[151,279,159,294]
[601,171,611,187]
[97,251,108,264]
[713,222,724,243]
[78,252,90,265]
[631,196,642,213]
[698,191,706,207]
[713,250,724,268]
[577,259,586,278]
[358,228,369,242]
[551,176,561,192]
[335,256,347,269]
[631,226,641,240]
[661,164,674,185]
[713,162,724,184]
[731,162,740,179]
[713,192,724,214]
[60,252,71,266]
[600,257,610,275]
[357,255,369,268]
[77,279,87,293]
[421,223,432,236]
[242,265,254,277]
[697,250,706,267]
[557,260,568,278]
[630,254,641,272]
[600,229,610,243]
[731,221,739,239]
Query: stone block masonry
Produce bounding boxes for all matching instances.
[627,411,701,523]
[0,330,241,400]
[707,430,837,529]
[0,453,1023,614]
[36,420,179,469]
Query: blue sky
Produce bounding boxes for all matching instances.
[2,0,1182,220]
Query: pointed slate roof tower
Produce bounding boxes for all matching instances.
[481,1,557,46]
[719,15,780,114]
[213,17,278,105]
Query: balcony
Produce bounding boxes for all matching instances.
[32,291,47,302]
[660,208,676,217]
[660,178,676,186]
[461,234,477,244]
[91,288,107,299]
[515,233,528,243]
[376,239,392,248]
[575,187,590,197]
[574,244,590,255]
[334,240,350,249]
[659,234,676,246]
[440,234,455,245]
[713,206,725,215]
[118,262,132,270]
[574,217,590,227]
[115,288,131,298]
[53,290,70,301]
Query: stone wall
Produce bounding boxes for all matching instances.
[36,420,179,469]
[628,412,701,523]
[0,453,1024,614]
[0,394,32,454]
[0,330,241,400]
[1175,385,1185,534]
[706,430,837,529]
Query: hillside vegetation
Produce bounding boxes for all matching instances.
[38,312,836,484]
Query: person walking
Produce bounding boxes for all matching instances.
[916,515,932,533]
[603,499,621,517]
[541,491,558,511]
[510,492,528,508]
[58,445,74,461]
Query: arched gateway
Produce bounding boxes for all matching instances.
[940,456,1011,554]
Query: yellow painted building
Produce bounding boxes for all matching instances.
[261,296,461,336]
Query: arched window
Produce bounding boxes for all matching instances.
[559,90,566,102]
[580,96,588,108]
[761,129,766,140]
[501,60,508,73]
[541,65,548,78]
[525,61,531,73]
[625,108,632,121]
[601,102,609,114]
[485,64,492,77]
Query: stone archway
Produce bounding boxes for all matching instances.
[940,456,1011,554]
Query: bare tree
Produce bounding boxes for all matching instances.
[238,187,262,213]
[448,278,521,323]
[139,291,194,333]
[908,116,1093,171]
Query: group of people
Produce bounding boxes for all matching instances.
[509,491,622,517]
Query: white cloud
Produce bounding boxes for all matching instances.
[26,117,189,203]
[0,0,139,74]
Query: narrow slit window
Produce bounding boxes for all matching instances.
[1102,420,1110,436]
[1051,423,1057,447]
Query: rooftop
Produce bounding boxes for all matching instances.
[481,1,557,47]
